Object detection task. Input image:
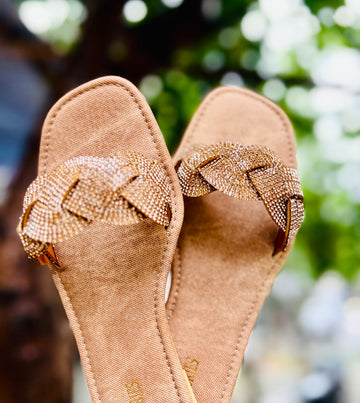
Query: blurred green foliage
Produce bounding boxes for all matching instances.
[16,0,360,279]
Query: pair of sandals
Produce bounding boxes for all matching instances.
[17,76,304,403]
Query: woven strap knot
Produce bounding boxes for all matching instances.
[176,142,304,254]
[17,152,171,264]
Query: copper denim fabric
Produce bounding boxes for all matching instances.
[37,77,195,403]
[167,87,299,403]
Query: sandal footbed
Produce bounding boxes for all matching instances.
[167,87,297,402]
[38,76,194,403]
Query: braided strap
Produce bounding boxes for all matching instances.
[176,142,304,254]
[17,152,171,265]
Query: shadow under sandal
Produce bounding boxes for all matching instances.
[17,76,196,403]
[166,87,304,403]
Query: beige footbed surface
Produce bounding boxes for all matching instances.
[37,76,196,403]
[167,87,298,402]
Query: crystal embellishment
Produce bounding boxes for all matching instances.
[176,142,304,254]
[17,152,171,263]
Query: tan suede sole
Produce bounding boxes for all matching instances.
[38,76,195,402]
[167,87,298,402]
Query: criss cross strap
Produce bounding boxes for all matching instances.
[17,152,171,265]
[176,142,304,255]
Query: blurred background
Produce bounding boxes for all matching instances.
[0,0,359,402]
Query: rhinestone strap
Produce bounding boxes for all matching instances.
[176,142,304,254]
[17,152,171,265]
